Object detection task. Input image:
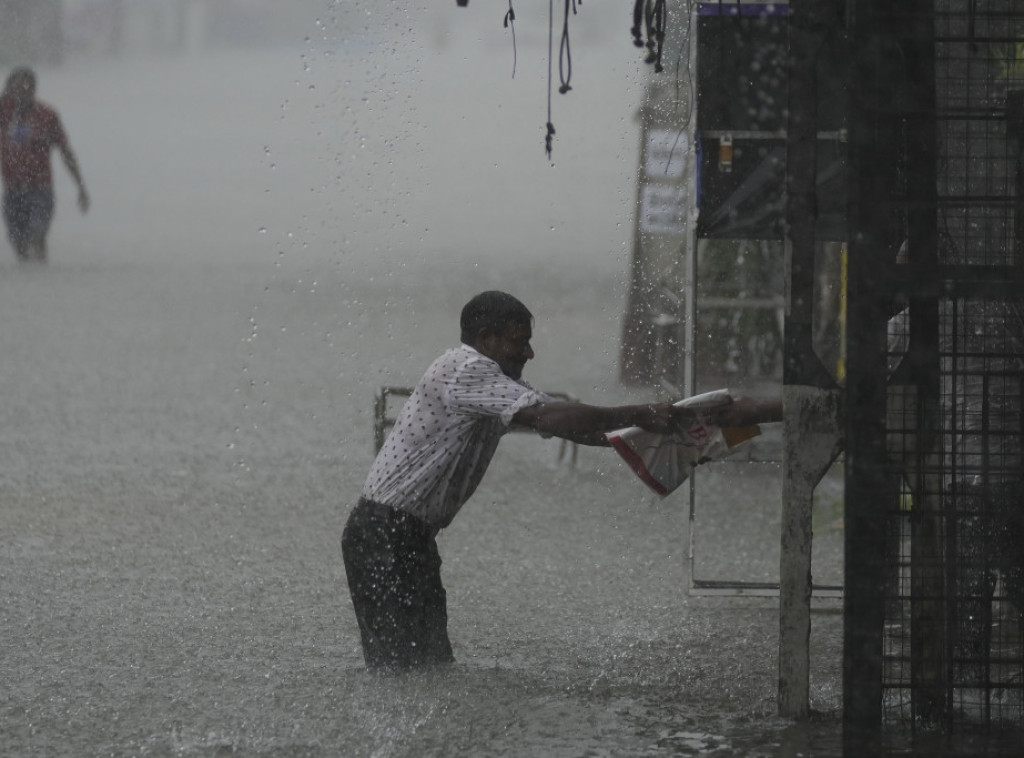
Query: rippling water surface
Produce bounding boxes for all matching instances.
[0,259,848,757]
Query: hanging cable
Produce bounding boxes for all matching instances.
[650,0,666,73]
[558,0,578,94]
[503,0,518,78]
[631,0,645,50]
[546,0,556,158]
[543,0,579,158]
[662,0,695,176]
[644,0,656,62]
[631,0,667,73]
[673,0,694,131]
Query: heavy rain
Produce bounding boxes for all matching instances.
[7,1,1020,757]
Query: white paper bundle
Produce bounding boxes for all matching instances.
[606,389,761,497]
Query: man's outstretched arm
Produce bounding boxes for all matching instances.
[514,395,783,447]
[513,401,695,446]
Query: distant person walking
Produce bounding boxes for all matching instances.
[0,67,89,262]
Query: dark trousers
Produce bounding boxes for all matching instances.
[3,187,54,258]
[341,498,454,669]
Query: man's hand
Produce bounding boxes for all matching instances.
[639,402,699,435]
[77,187,90,213]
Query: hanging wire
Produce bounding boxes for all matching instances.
[558,0,578,94]
[503,0,517,78]
[546,0,556,158]
[631,0,667,73]
[662,0,696,174]
[631,0,645,49]
[544,0,578,158]
[673,0,695,132]
[651,0,666,73]
[633,0,692,174]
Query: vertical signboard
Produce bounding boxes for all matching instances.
[621,80,699,390]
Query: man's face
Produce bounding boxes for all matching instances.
[477,322,534,379]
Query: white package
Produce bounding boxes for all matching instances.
[606,389,761,496]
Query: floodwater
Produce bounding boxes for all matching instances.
[2,5,848,756]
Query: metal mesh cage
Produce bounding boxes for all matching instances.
[936,1,1024,267]
[843,0,1024,741]
[882,297,1024,729]
[858,0,1024,735]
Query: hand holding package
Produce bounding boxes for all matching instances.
[606,389,760,496]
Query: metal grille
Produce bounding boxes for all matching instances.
[882,298,1024,729]
[936,1,1024,267]
[862,0,1024,734]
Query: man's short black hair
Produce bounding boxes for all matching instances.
[460,291,533,344]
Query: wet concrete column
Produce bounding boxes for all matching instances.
[779,386,842,717]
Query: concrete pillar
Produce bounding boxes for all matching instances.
[778,385,842,717]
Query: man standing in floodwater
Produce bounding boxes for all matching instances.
[0,67,89,262]
[341,290,782,669]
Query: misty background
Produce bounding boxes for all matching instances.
[34,1,647,275]
[0,3,838,756]
[11,0,659,399]
[2,0,665,480]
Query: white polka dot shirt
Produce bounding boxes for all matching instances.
[362,345,551,529]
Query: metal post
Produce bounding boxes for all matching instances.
[843,0,905,746]
[901,0,944,724]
